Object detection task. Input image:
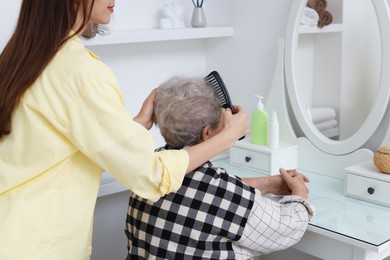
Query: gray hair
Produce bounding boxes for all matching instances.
[155,76,222,148]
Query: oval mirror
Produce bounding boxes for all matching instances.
[285,0,390,155]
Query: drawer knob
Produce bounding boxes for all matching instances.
[367,187,375,195]
[245,156,252,162]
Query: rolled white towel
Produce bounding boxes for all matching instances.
[311,107,337,124]
[301,7,319,27]
[315,119,338,132]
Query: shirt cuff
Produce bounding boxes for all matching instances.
[279,195,316,220]
[156,149,189,195]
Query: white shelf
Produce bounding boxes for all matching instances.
[82,26,234,46]
[299,23,343,34]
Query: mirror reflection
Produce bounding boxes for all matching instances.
[295,0,381,140]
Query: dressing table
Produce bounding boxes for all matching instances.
[223,0,390,259]
[212,157,390,260]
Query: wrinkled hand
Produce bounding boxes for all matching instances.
[221,105,249,146]
[243,175,288,195]
[133,88,158,130]
[242,169,309,199]
[259,175,292,196]
[279,168,310,199]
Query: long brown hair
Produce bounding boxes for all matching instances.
[0,0,95,137]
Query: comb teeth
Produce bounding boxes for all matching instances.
[205,76,227,107]
[204,71,233,110]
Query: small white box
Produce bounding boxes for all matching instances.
[345,161,390,207]
[229,138,297,175]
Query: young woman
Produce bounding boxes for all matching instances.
[0,1,249,259]
[126,76,315,259]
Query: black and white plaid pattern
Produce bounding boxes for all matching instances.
[230,192,314,258]
[125,146,315,259]
[125,161,255,260]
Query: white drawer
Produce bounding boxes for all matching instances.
[344,161,390,207]
[229,139,297,175]
[345,173,390,207]
[230,146,270,173]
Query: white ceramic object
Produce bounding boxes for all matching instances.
[191,8,207,28]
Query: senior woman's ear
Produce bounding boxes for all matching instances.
[201,125,213,142]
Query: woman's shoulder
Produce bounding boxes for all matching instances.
[22,37,122,123]
[48,37,120,94]
[49,37,114,82]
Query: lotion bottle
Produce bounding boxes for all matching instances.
[251,95,269,145]
[269,111,279,148]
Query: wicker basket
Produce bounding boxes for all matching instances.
[373,146,390,174]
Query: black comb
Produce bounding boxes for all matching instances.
[204,71,244,140]
[204,71,235,113]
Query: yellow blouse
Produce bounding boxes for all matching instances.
[0,36,189,259]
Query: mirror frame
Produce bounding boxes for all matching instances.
[285,0,390,155]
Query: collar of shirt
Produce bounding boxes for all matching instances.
[68,31,101,60]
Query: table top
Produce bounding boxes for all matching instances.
[212,158,390,248]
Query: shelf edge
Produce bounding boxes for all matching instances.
[82,26,234,46]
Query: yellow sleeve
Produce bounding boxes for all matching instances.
[63,68,189,201]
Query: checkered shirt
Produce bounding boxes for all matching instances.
[126,158,314,259]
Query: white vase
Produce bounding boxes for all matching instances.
[191,7,207,28]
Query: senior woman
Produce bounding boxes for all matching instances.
[125,76,315,259]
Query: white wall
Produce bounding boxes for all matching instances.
[0,0,21,50]
[206,0,293,117]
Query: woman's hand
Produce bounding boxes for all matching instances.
[242,169,310,199]
[243,175,290,195]
[279,168,310,199]
[133,88,158,130]
[260,175,292,195]
[220,105,250,145]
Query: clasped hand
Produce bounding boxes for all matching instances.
[243,168,310,200]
